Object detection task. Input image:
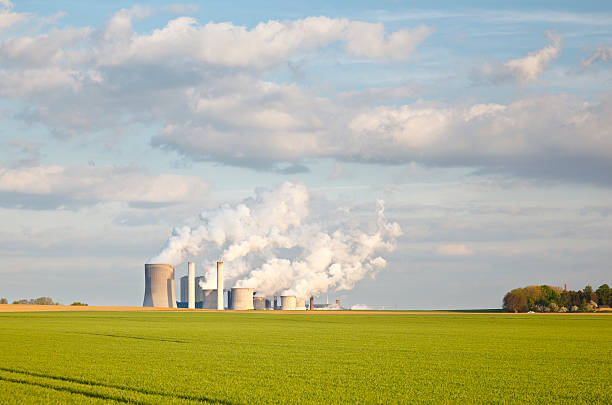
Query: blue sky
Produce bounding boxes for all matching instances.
[0,0,611,308]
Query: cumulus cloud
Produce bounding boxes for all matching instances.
[150,90,612,183]
[436,244,474,256]
[474,31,561,84]
[0,8,610,185]
[0,165,209,209]
[345,23,432,61]
[0,0,29,32]
[0,9,430,140]
[582,46,612,67]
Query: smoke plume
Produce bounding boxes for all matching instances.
[148,182,402,297]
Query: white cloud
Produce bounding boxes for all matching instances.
[345,22,432,61]
[436,244,474,256]
[0,0,29,31]
[351,304,372,310]
[0,165,209,208]
[582,46,612,67]
[474,31,561,84]
[0,9,610,185]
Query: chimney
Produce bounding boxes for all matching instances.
[188,262,195,309]
[217,261,224,310]
[310,296,314,310]
[564,283,567,292]
[336,299,340,308]
[274,296,278,310]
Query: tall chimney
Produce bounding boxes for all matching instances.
[188,262,195,309]
[336,299,340,308]
[564,283,567,292]
[310,296,314,310]
[217,261,224,310]
[274,296,277,310]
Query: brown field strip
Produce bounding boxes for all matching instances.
[1,304,610,314]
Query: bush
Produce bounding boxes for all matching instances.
[549,302,559,312]
[571,305,579,312]
[559,306,568,313]
[0,298,7,304]
[70,302,88,306]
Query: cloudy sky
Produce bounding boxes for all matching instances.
[1,0,610,308]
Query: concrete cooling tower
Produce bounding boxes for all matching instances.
[231,288,254,310]
[143,264,177,308]
[295,296,306,310]
[202,289,218,309]
[281,295,296,310]
[253,296,266,310]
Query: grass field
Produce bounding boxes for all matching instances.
[0,311,610,404]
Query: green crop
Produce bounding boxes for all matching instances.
[0,312,610,404]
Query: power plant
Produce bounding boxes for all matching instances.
[144,261,342,310]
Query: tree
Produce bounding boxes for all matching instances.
[583,285,598,304]
[595,284,610,306]
[31,297,55,305]
[540,285,561,305]
[504,289,528,313]
[523,285,543,310]
[12,299,28,304]
[0,298,7,304]
[70,302,88,306]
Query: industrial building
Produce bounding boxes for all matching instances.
[143,264,177,308]
[144,261,341,310]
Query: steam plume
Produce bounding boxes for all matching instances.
[148,182,402,297]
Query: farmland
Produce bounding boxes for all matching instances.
[0,311,610,404]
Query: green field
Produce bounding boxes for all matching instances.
[0,312,610,404]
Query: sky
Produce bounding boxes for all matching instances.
[0,0,611,309]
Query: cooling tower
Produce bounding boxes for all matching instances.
[188,262,195,309]
[295,296,306,310]
[202,289,217,309]
[231,288,254,310]
[281,295,296,310]
[217,261,224,310]
[143,264,177,308]
[253,296,266,310]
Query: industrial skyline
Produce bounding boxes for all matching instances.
[148,261,339,310]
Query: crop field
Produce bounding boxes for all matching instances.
[0,311,610,404]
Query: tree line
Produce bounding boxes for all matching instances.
[0,297,87,306]
[503,284,610,313]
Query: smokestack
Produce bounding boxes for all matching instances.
[564,283,567,292]
[336,299,340,308]
[217,261,224,310]
[310,296,314,310]
[274,296,278,310]
[188,262,195,309]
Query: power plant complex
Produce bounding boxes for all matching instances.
[143,262,341,310]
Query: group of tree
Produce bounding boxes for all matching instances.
[0,297,88,306]
[9,297,60,305]
[503,284,610,313]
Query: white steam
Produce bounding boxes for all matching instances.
[148,182,402,297]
